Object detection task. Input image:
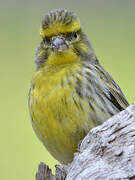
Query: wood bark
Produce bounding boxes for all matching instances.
[36,103,135,180]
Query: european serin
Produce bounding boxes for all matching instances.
[29,9,129,164]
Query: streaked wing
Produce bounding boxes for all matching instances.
[94,59,129,110]
[81,59,129,124]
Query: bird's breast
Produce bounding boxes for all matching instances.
[29,62,93,163]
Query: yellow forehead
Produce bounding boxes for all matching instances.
[40,19,80,37]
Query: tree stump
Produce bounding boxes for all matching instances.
[36,103,135,180]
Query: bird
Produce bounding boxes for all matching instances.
[29,9,129,164]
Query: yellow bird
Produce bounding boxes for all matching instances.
[29,9,129,164]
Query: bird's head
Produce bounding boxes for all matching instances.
[35,9,95,68]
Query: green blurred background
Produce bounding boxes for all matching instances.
[0,0,135,179]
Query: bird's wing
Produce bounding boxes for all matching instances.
[80,59,129,125]
[81,58,129,118]
[94,60,129,111]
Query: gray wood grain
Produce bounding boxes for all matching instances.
[36,103,135,180]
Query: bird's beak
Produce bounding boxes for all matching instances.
[52,37,68,52]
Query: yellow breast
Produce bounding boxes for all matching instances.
[29,62,96,164]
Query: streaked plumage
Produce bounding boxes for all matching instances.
[29,9,129,164]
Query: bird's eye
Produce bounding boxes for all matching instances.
[72,32,78,40]
[43,37,50,47]
[73,32,78,39]
[66,32,78,41]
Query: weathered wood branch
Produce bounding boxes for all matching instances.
[36,103,135,180]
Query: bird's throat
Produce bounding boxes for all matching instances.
[45,48,79,66]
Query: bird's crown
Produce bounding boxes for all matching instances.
[40,9,81,38]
